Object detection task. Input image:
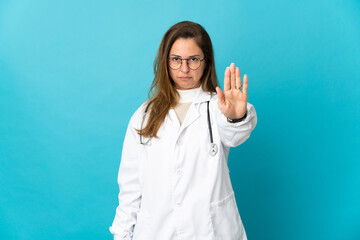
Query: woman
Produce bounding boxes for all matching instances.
[110,21,257,240]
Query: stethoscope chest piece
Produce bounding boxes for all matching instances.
[210,143,218,156]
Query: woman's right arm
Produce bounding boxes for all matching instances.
[109,109,143,240]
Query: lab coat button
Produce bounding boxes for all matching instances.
[176,169,182,175]
[175,201,182,207]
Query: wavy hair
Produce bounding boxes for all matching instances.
[137,21,219,138]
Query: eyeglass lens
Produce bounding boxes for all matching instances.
[169,57,202,70]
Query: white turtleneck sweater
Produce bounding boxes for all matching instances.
[174,86,201,125]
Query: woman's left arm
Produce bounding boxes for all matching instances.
[213,63,258,148]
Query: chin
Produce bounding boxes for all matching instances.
[179,85,197,90]
[176,82,200,90]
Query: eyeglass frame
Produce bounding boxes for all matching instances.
[167,56,205,70]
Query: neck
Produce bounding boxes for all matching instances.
[176,86,201,103]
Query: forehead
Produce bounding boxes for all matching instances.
[169,38,203,56]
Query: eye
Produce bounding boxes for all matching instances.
[190,57,200,62]
[171,57,180,62]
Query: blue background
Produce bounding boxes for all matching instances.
[1,0,359,239]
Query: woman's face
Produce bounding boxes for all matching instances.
[168,38,206,90]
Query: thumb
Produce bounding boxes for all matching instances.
[216,87,225,107]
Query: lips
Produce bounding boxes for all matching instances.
[179,77,192,80]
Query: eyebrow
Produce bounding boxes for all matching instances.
[169,54,202,58]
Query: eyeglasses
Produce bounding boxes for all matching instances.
[168,56,205,70]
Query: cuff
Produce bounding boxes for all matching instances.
[218,103,254,127]
[227,110,247,123]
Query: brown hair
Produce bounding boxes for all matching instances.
[137,21,219,138]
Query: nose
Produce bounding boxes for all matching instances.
[180,59,190,73]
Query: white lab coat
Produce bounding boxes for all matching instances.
[110,87,257,240]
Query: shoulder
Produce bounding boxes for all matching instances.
[128,101,150,128]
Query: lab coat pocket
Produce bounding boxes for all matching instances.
[210,192,247,240]
[132,211,151,240]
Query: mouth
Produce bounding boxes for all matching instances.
[179,77,192,80]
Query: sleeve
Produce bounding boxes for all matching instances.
[211,96,257,148]
[109,111,143,240]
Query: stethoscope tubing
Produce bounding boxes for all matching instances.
[206,101,214,144]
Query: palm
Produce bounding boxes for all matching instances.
[216,63,248,119]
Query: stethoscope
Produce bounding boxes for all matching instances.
[140,100,218,156]
[206,101,218,156]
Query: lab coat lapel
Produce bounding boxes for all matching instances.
[167,104,198,144]
[176,87,212,139]
[179,103,199,133]
[168,108,180,129]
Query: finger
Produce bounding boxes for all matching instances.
[230,63,236,89]
[243,74,248,95]
[235,67,241,90]
[216,87,226,107]
[224,67,231,91]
